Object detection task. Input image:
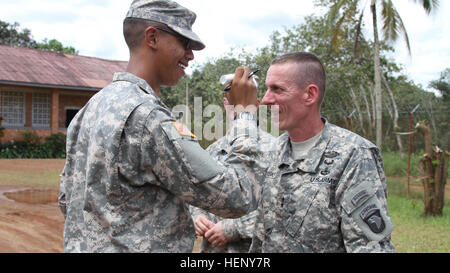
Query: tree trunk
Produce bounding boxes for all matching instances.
[382,74,403,154]
[434,148,449,214]
[416,122,449,217]
[371,0,383,150]
[349,87,366,135]
[359,84,374,138]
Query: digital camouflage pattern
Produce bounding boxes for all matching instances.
[190,129,276,253]
[126,0,205,50]
[250,120,395,253]
[58,72,260,252]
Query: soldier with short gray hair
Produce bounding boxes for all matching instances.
[58,0,261,253]
[250,52,395,253]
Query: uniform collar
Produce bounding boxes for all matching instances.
[112,72,160,101]
[278,118,331,174]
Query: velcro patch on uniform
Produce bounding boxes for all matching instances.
[360,204,385,234]
[351,190,369,207]
[172,122,197,138]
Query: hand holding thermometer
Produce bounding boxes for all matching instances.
[221,69,260,91]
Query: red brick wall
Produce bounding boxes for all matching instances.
[0,85,96,143]
[58,94,92,128]
[1,128,66,142]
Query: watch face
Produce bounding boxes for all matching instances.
[235,111,256,121]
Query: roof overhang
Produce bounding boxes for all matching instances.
[0,80,101,92]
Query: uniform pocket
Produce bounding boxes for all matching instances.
[284,185,320,237]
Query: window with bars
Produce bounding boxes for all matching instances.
[32,93,51,127]
[0,91,25,126]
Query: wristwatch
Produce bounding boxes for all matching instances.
[234,111,257,121]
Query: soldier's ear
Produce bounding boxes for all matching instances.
[144,26,158,49]
[303,84,319,106]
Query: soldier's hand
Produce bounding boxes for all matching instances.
[228,66,257,111]
[204,221,227,247]
[194,215,214,236]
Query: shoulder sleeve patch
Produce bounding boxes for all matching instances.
[172,121,197,138]
[352,197,394,241]
[341,182,393,241]
[160,121,222,184]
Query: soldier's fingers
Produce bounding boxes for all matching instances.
[241,66,250,81]
[211,237,225,247]
[233,66,245,81]
[195,217,213,233]
[206,220,215,230]
[199,217,215,229]
[204,227,214,239]
[195,221,209,236]
[215,239,226,247]
[194,225,206,236]
[207,233,218,245]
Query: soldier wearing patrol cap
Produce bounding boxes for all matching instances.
[250,52,395,253]
[58,0,261,253]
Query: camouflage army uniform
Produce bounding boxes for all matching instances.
[190,129,276,253]
[58,72,261,252]
[250,119,395,253]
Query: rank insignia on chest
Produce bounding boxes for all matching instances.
[172,122,197,138]
[324,151,339,158]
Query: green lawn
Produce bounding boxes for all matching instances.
[0,169,61,188]
[388,194,450,253]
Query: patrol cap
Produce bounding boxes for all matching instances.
[126,0,205,50]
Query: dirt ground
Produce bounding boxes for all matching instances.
[0,191,64,252]
[0,159,205,253]
[0,159,65,253]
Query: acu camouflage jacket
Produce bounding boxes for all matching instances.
[250,120,395,253]
[59,72,260,252]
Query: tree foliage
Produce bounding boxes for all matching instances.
[0,20,37,48]
[429,68,450,102]
[0,19,78,54]
[37,38,78,54]
[322,0,440,149]
[162,11,447,152]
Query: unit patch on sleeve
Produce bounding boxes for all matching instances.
[360,204,385,234]
[172,121,197,138]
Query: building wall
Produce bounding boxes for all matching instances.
[58,93,93,128]
[1,128,67,142]
[0,84,96,143]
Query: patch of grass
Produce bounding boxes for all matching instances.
[387,175,450,252]
[382,151,450,178]
[382,152,421,177]
[0,170,61,188]
[388,195,450,253]
[387,176,450,205]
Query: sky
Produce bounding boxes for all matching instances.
[1,0,449,92]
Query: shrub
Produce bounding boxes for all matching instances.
[0,132,66,158]
[43,133,66,158]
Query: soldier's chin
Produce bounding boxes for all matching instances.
[165,76,182,87]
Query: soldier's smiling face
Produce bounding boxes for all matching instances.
[262,63,308,131]
[156,28,194,86]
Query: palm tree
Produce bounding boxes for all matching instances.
[327,0,439,149]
